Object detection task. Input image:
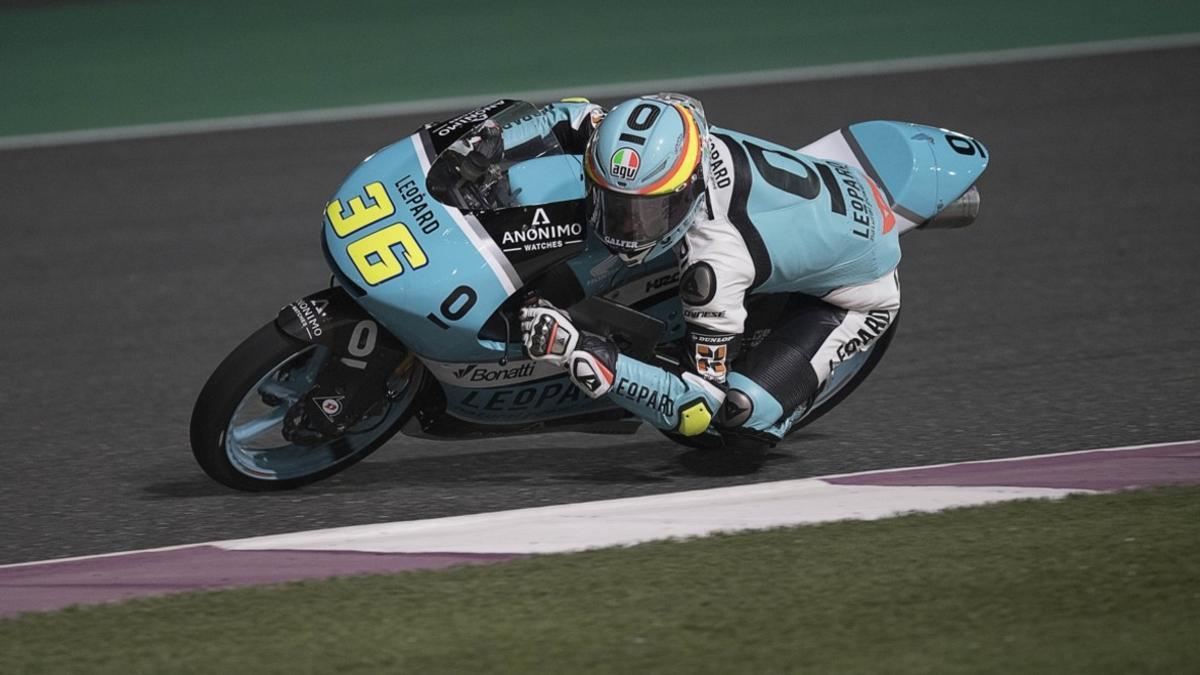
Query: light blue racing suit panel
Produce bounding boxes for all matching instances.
[707,129,901,299]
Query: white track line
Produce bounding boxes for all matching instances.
[3,438,1193,569]
[0,541,217,571]
[816,438,1200,481]
[2,32,1198,151]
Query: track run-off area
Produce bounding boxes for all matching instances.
[1,39,1198,591]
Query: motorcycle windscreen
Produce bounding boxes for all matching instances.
[426,101,567,212]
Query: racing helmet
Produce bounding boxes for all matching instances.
[584,94,710,265]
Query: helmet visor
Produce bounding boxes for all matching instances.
[586,174,703,255]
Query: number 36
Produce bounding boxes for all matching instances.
[326,182,427,286]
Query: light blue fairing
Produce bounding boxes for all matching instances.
[845,121,989,220]
[438,375,609,424]
[323,136,585,365]
[435,227,685,425]
[322,128,683,424]
[324,136,507,362]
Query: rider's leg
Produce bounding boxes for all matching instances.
[715,271,900,450]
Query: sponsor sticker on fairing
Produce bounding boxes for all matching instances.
[428,359,562,388]
[289,298,329,339]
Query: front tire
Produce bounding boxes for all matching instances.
[190,321,422,491]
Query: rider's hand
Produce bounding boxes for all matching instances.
[459,120,504,184]
[520,302,619,398]
[471,120,504,162]
[566,335,618,399]
[520,301,580,367]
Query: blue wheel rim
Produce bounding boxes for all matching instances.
[223,346,419,481]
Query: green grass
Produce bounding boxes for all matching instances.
[3,486,1199,673]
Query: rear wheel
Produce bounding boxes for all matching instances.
[190,321,423,491]
[787,315,899,433]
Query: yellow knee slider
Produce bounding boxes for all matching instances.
[676,398,714,437]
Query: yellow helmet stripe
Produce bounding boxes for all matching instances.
[641,103,701,196]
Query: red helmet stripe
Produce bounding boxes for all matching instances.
[639,104,701,196]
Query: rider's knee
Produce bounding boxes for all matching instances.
[716,361,818,437]
[714,372,800,438]
[713,384,783,455]
[715,387,757,428]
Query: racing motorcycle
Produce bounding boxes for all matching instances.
[190,99,988,491]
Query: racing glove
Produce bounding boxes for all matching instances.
[520,303,618,398]
[520,302,579,366]
[520,303,721,435]
[566,335,618,398]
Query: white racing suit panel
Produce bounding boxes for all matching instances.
[811,269,901,384]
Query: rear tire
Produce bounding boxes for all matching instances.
[787,315,898,434]
[190,321,420,491]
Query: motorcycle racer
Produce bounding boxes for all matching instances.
[522,94,901,453]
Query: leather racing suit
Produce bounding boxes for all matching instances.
[530,100,901,449]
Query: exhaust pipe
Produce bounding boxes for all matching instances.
[922,186,980,229]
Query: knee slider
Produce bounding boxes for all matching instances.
[676,398,714,437]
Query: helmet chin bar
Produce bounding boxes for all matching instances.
[616,247,655,266]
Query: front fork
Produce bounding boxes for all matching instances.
[275,286,409,444]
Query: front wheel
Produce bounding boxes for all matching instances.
[190,321,423,491]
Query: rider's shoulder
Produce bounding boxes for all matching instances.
[681,209,755,276]
[706,127,822,189]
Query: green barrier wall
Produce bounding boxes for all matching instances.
[1,0,1198,135]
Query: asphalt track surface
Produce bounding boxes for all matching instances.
[2,47,1198,565]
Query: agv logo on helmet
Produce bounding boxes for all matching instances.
[610,148,641,180]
